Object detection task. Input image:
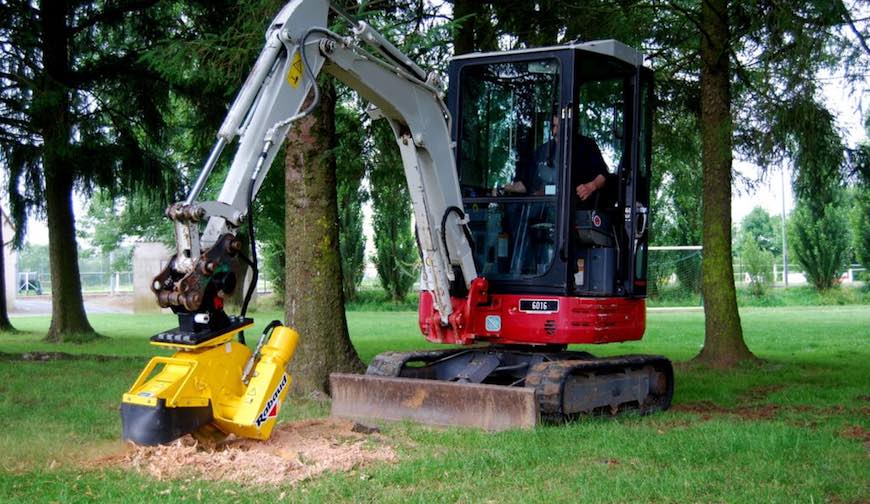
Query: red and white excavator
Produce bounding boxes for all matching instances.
[121,0,673,445]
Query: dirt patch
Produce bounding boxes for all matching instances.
[740,385,785,402]
[101,418,396,486]
[598,458,620,468]
[647,417,695,434]
[672,401,782,421]
[826,495,870,504]
[839,425,870,443]
[672,400,868,430]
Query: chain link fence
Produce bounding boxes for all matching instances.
[18,270,134,295]
[648,245,866,307]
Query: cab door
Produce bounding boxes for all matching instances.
[623,67,653,296]
[448,50,575,296]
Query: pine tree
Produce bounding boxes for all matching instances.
[369,121,417,302]
[335,101,367,301]
[0,220,13,332]
[0,0,180,341]
[284,78,365,394]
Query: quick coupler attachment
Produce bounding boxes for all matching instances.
[121,320,300,445]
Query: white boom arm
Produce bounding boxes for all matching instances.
[172,0,476,323]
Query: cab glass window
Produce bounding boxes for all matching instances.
[577,78,627,174]
[458,59,561,198]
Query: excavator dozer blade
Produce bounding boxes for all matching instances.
[329,373,538,431]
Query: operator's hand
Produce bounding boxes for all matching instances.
[503,181,527,194]
[576,182,595,201]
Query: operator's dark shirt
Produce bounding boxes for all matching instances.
[512,139,557,195]
[515,135,609,202]
[570,135,610,210]
[529,140,557,194]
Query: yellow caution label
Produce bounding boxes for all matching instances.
[287,51,304,88]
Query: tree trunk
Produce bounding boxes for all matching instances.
[695,0,756,367]
[44,170,96,342]
[39,0,96,342]
[452,0,497,54]
[0,220,14,332]
[284,79,364,395]
[453,0,477,55]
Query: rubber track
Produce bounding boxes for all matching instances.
[524,355,674,421]
[366,349,468,377]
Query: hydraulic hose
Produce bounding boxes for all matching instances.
[262,27,342,143]
[237,173,259,345]
[440,206,475,265]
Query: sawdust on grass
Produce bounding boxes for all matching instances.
[107,418,396,486]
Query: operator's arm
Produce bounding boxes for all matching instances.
[576,174,606,201]
[573,135,609,201]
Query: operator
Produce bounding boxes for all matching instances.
[503,115,609,205]
[503,114,559,196]
[571,133,609,210]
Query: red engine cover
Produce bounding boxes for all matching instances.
[418,279,645,346]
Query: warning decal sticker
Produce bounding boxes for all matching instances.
[287,51,304,88]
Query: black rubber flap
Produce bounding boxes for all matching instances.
[120,398,213,445]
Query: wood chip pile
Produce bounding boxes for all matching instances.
[119,418,396,486]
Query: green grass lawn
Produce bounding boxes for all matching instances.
[0,307,868,502]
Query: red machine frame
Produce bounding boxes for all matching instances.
[419,278,645,346]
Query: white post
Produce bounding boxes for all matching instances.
[780,162,789,288]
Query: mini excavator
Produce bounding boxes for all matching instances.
[121,0,673,444]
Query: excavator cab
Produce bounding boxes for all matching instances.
[337,42,671,430]
[410,41,654,347]
[448,41,652,302]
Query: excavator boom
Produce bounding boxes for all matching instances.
[122,0,483,444]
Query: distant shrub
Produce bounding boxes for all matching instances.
[345,288,420,311]
[740,235,774,297]
[789,200,851,291]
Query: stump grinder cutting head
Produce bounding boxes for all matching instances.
[121,320,299,445]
